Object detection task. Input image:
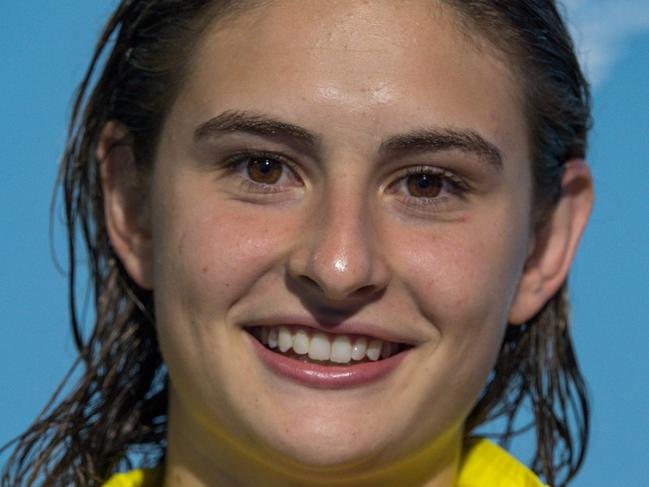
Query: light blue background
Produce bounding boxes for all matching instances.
[1,2,647,485]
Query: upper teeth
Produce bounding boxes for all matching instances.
[253,326,399,364]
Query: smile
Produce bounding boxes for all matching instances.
[249,325,408,365]
[245,325,412,389]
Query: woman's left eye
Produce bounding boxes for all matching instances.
[388,167,468,209]
[405,173,444,198]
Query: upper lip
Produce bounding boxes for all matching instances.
[240,314,419,347]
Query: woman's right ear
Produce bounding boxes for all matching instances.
[98,121,154,290]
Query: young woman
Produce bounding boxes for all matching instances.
[2,1,593,486]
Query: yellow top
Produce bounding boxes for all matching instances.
[103,438,545,487]
[456,439,546,487]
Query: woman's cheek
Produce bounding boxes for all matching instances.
[154,200,295,317]
[396,221,523,335]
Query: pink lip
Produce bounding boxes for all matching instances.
[247,332,409,389]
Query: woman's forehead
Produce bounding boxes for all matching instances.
[171,0,528,164]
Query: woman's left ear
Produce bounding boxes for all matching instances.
[508,159,594,324]
[98,121,154,290]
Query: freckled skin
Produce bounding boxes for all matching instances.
[146,1,535,486]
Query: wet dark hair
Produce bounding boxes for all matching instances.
[1,1,591,485]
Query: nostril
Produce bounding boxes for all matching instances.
[296,274,383,302]
[349,284,383,299]
[299,275,322,291]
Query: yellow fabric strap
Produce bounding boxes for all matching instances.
[103,438,546,486]
[457,438,547,487]
[102,467,162,487]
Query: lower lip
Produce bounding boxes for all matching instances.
[247,333,408,389]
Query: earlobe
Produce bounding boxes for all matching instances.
[98,121,154,290]
[508,159,593,324]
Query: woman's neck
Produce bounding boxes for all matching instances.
[163,392,463,487]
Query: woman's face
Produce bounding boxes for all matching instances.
[146,0,533,473]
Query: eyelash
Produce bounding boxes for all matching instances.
[225,152,469,208]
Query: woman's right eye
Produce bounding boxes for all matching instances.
[227,153,303,192]
[245,156,284,184]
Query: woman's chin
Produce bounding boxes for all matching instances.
[252,423,395,474]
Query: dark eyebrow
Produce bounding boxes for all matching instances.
[380,128,503,170]
[194,111,503,170]
[193,110,319,148]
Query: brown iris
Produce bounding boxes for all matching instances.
[246,157,283,184]
[406,173,443,197]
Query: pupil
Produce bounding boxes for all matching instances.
[418,175,431,188]
[407,173,442,197]
[248,157,282,184]
[258,159,272,173]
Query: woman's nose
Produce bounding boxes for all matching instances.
[287,189,390,304]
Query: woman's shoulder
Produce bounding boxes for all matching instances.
[458,437,547,487]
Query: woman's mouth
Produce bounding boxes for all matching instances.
[245,325,411,388]
[249,325,408,365]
